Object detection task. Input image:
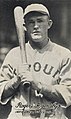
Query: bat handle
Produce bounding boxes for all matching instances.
[23,81,31,88]
[18,64,31,88]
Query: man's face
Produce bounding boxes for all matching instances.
[25,12,51,43]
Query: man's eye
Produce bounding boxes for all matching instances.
[28,20,34,24]
[37,19,43,23]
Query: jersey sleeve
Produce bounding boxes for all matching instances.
[52,52,71,107]
[0,48,19,104]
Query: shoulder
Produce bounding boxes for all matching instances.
[2,46,20,63]
[5,46,21,59]
[54,42,70,52]
[6,42,30,59]
[8,46,20,55]
[52,42,71,57]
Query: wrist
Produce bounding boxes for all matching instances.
[12,76,21,89]
[38,82,52,94]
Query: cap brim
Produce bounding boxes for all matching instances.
[24,11,48,19]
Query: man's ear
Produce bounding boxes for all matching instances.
[48,19,53,29]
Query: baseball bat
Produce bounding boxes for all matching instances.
[14,6,27,64]
[14,6,30,87]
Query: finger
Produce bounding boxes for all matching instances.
[20,75,26,80]
[8,64,13,73]
[3,68,14,78]
[8,64,17,76]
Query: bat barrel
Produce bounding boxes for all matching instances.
[14,6,27,64]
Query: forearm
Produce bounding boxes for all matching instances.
[1,76,21,101]
[38,83,66,106]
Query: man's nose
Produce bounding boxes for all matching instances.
[34,21,39,29]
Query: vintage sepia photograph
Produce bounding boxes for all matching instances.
[0,0,71,119]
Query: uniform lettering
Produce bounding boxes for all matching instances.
[33,62,59,77]
[52,70,60,78]
[33,62,41,72]
[43,64,54,75]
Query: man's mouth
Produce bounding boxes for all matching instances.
[32,31,41,35]
[31,32,42,40]
[33,33,40,35]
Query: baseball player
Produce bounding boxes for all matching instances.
[0,3,71,119]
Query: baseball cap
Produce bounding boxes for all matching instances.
[24,4,50,18]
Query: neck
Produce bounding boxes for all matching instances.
[29,38,49,50]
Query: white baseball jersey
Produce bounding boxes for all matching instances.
[0,40,71,119]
